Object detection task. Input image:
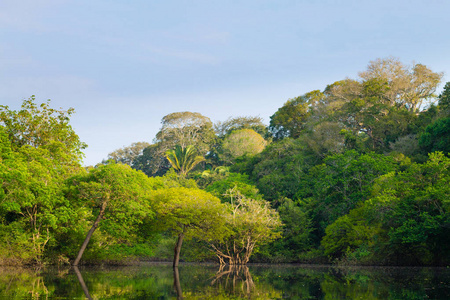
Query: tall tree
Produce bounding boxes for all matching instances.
[0,97,86,263]
[209,189,282,265]
[69,163,159,266]
[155,112,215,155]
[131,112,214,176]
[0,96,87,168]
[358,57,443,112]
[150,187,227,267]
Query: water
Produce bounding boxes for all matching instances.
[1,263,450,299]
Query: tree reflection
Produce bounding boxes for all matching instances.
[73,266,92,300]
[0,264,449,299]
[173,267,183,299]
[211,264,256,297]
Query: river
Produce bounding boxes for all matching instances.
[1,263,449,299]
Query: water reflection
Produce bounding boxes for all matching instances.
[173,267,182,299]
[0,263,449,299]
[73,266,92,300]
[211,265,254,295]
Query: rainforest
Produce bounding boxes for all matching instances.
[1,57,449,267]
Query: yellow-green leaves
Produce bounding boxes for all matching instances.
[151,187,226,240]
[165,145,205,176]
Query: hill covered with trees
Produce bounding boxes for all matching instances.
[1,58,449,266]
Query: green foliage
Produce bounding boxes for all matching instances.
[0,96,86,167]
[249,138,319,201]
[107,141,150,166]
[269,90,324,139]
[132,143,171,177]
[0,98,86,264]
[161,168,198,188]
[1,58,448,266]
[165,145,205,176]
[419,117,450,155]
[65,163,159,262]
[214,116,268,137]
[209,189,282,265]
[302,150,399,237]
[151,187,227,241]
[195,166,230,189]
[219,129,267,165]
[438,82,450,116]
[205,172,261,202]
[321,208,377,260]
[255,198,313,262]
[155,111,215,156]
[358,152,450,265]
[132,112,215,177]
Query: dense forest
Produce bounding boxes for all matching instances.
[1,57,449,266]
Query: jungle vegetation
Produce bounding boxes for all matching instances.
[1,57,449,266]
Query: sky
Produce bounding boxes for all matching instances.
[1,0,449,166]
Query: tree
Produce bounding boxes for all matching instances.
[219,129,267,165]
[419,117,450,155]
[258,198,313,262]
[0,96,87,168]
[165,145,205,176]
[132,143,171,177]
[363,152,450,265]
[209,189,282,265]
[321,208,375,260]
[249,138,319,201]
[302,150,399,237]
[214,116,268,137]
[68,163,158,265]
[155,112,215,155]
[107,142,150,165]
[0,98,86,264]
[327,77,417,150]
[303,121,345,157]
[150,187,227,267]
[269,90,324,139]
[204,172,262,202]
[0,126,67,263]
[317,59,443,150]
[438,82,450,117]
[132,112,215,176]
[358,57,443,112]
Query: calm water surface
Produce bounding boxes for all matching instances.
[1,263,449,299]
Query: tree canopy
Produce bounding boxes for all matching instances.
[150,187,227,266]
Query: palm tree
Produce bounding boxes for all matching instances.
[165,145,205,176]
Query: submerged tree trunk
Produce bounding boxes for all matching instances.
[73,199,108,266]
[210,238,255,265]
[173,232,184,267]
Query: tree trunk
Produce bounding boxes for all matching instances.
[73,199,108,266]
[173,233,184,267]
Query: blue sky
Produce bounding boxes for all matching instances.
[1,0,449,165]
